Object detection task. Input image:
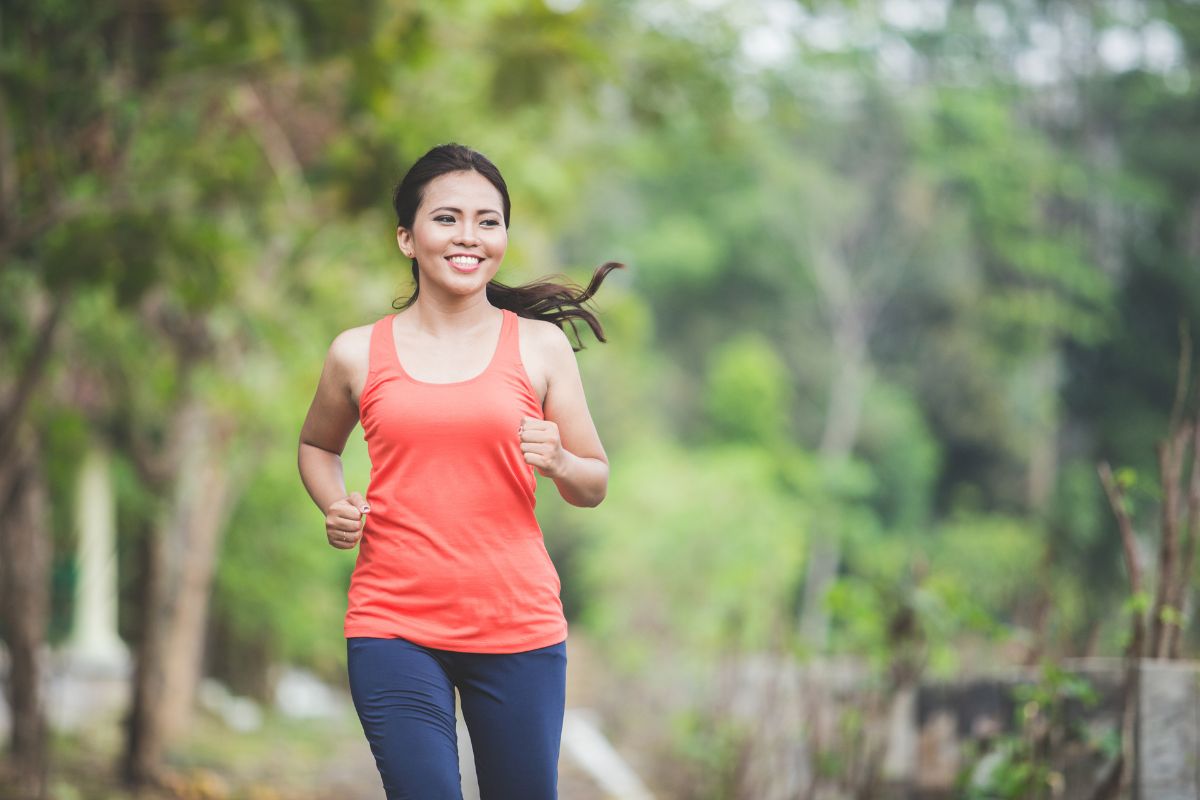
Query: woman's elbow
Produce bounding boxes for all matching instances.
[562,481,606,508]
[583,467,609,507]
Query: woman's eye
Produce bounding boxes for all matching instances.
[481,219,500,227]
[435,215,455,223]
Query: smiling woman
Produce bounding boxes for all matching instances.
[296,143,623,800]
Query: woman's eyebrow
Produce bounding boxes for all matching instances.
[428,206,502,216]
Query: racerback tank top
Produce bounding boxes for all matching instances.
[344,308,568,652]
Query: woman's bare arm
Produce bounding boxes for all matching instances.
[298,330,366,515]
[520,323,609,507]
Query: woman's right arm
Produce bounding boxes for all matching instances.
[298,331,370,549]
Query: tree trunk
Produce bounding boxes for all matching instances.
[818,310,872,460]
[1149,430,1188,657]
[0,426,52,800]
[0,296,67,514]
[798,305,872,648]
[122,516,167,786]
[122,396,238,785]
[0,280,66,800]
[158,400,237,741]
[1025,351,1061,513]
[1166,409,1200,659]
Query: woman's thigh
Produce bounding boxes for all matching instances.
[346,636,463,800]
[455,640,568,800]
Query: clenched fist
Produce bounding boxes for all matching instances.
[326,491,369,550]
[518,416,569,479]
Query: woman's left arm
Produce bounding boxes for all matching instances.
[519,324,609,507]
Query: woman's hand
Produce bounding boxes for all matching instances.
[326,492,370,550]
[519,416,570,479]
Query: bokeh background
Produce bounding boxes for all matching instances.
[2,0,1200,798]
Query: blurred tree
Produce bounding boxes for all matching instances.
[0,0,380,787]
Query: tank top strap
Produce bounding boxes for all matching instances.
[491,310,542,414]
[492,309,523,370]
[366,314,399,383]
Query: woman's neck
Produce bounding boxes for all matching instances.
[406,293,499,338]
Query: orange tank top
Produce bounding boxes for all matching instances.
[344,308,568,652]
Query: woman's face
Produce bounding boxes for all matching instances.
[397,170,507,299]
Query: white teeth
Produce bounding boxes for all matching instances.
[449,256,481,265]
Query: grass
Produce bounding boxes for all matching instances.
[32,705,377,800]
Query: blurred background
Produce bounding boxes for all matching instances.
[2,0,1199,798]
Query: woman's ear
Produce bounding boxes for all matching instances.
[396,227,414,259]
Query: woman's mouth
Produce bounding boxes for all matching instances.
[447,255,482,273]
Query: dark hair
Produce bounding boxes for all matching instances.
[391,143,623,350]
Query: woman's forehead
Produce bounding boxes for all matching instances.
[420,171,503,212]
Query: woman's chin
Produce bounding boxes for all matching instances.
[437,276,495,297]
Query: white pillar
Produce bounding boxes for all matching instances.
[65,444,128,670]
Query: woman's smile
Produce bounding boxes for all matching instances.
[447,254,483,273]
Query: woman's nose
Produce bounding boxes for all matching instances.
[454,225,481,245]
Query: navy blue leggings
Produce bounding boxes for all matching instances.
[346,636,567,800]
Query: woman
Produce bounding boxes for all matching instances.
[297,143,619,800]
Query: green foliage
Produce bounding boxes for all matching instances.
[855,380,941,533]
[578,442,808,663]
[927,87,1116,349]
[212,437,367,680]
[668,708,746,800]
[931,513,1045,614]
[704,333,793,446]
[825,566,1002,676]
[631,214,724,290]
[960,664,1100,800]
[828,511,1045,675]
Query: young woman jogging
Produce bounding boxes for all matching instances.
[297,143,619,799]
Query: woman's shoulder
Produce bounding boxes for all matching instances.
[516,314,573,354]
[327,320,378,372]
[516,316,580,391]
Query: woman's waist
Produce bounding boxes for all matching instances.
[349,534,560,595]
[359,500,541,539]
